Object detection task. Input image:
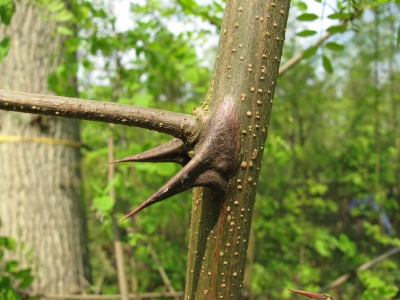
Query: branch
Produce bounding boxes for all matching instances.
[0,89,198,143]
[318,247,400,293]
[278,20,346,77]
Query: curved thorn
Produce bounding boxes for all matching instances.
[119,152,227,222]
[110,138,191,166]
[285,288,332,300]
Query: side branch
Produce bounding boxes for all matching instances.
[0,89,198,143]
[318,246,400,293]
[279,20,346,76]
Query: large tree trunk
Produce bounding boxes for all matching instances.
[0,2,90,295]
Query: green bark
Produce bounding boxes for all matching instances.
[185,0,290,298]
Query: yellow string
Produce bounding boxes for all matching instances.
[0,136,81,148]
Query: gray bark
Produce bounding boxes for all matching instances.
[0,1,90,295]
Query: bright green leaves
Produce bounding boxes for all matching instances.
[335,233,357,257]
[0,237,16,251]
[0,234,35,300]
[177,0,223,27]
[0,0,14,64]
[296,30,317,37]
[322,55,333,73]
[56,26,74,36]
[0,0,14,25]
[54,10,74,22]
[325,41,345,51]
[326,25,347,33]
[0,38,10,64]
[327,12,352,19]
[296,1,308,11]
[359,271,399,300]
[297,13,319,21]
[93,195,114,213]
[314,232,337,258]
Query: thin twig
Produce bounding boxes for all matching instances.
[318,247,400,293]
[0,89,198,143]
[278,20,346,76]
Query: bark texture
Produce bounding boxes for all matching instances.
[0,2,90,295]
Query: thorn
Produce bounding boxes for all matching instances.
[119,150,227,222]
[285,288,333,300]
[119,95,239,221]
[110,138,190,166]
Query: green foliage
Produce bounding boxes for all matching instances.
[322,55,333,73]
[297,30,318,37]
[0,37,10,63]
[297,13,319,21]
[0,0,14,26]
[0,0,14,64]
[0,228,36,300]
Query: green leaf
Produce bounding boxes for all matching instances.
[0,0,12,6]
[57,26,74,36]
[0,3,15,25]
[327,12,351,19]
[13,269,30,278]
[47,1,64,12]
[54,10,74,22]
[314,239,332,257]
[0,276,11,288]
[19,274,35,289]
[4,237,16,250]
[376,286,398,298]
[302,46,318,59]
[297,13,319,21]
[362,290,376,300]
[297,2,308,11]
[5,261,18,272]
[93,195,114,212]
[397,24,400,47]
[296,30,317,37]
[325,42,345,51]
[322,55,333,73]
[5,289,21,300]
[326,25,347,34]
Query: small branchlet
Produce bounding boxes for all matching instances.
[117,96,239,221]
[285,288,333,300]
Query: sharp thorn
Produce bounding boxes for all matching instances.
[110,138,190,165]
[119,152,227,221]
[284,288,332,299]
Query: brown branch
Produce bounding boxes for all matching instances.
[278,20,346,77]
[0,89,199,144]
[318,247,400,293]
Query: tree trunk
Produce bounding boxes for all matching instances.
[0,1,90,295]
[185,0,290,298]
